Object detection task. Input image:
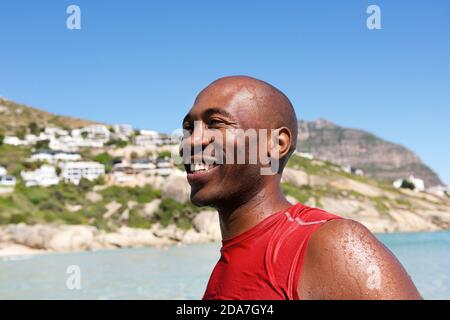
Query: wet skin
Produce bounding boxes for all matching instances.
[182,76,422,300]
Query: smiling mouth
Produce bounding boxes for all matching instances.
[185,156,221,174]
[185,160,221,184]
[188,162,219,173]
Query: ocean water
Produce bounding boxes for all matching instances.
[0,231,449,299]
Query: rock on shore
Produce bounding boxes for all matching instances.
[0,210,222,257]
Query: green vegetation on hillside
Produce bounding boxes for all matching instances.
[0,180,203,231]
[93,152,120,173]
[106,139,128,148]
[0,143,204,231]
[155,198,202,230]
[287,154,370,184]
[0,145,31,176]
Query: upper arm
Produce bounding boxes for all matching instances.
[298,219,422,300]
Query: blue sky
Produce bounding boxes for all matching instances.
[0,0,449,185]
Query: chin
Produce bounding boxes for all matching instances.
[190,194,212,207]
[190,189,219,207]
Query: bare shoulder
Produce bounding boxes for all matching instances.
[298,219,422,300]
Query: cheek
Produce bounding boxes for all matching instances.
[223,137,252,165]
[221,165,261,188]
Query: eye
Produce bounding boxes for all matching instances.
[208,118,223,127]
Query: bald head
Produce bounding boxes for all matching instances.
[195,75,298,159]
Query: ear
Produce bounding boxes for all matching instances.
[268,127,292,161]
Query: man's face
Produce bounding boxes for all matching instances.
[181,86,267,208]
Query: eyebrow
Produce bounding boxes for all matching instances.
[182,107,235,125]
[204,107,234,119]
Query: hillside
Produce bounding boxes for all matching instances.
[0,97,443,189]
[283,155,450,233]
[297,119,443,187]
[0,98,448,234]
[0,97,98,136]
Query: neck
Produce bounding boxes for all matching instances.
[217,181,292,241]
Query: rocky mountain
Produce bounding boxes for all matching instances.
[297,119,443,187]
[0,97,98,136]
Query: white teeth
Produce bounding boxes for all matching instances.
[190,163,216,173]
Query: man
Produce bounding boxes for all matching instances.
[181,76,421,300]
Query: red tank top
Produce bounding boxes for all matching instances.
[202,202,342,300]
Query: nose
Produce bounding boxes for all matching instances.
[191,122,211,148]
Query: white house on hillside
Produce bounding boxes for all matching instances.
[139,129,159,136]
[113,124,134,137]
[131,159,156,172]
[38,131,53,141]
[49,136,79,152]
[134,130,175,148]
[21,165,60,187]
[29,150,82,163]
[0,175,16,187]
[25,134,38,145]
[411,176,425,191]
[3,136,27,146]
[74,125,111,143]
[45,127,69,137]
[342,165,364,176]
[0,165,16,187]
[134,134,158,149]
[393,175,425,192]
[49,134,104,152]
[60,161,105,185]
